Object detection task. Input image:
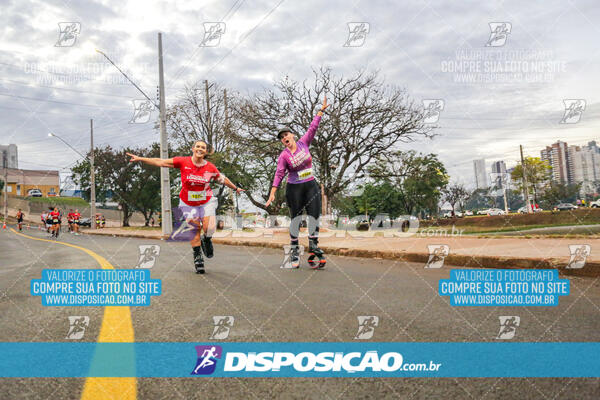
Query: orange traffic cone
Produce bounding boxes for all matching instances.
[2,221,6,229]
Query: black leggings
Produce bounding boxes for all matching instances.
[285,179,321,242]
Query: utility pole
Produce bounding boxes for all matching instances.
[224,88,235,219]
[90,119,96,229]
[158,32,172,235]
[2,150,7,223]
[520,145,532,213]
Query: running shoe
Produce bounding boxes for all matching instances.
[201,235,214,258]
[193,246,205,274]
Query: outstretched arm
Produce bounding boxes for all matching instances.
[299,96,330,146]
[127,152,174,168]
[222,176,245,195]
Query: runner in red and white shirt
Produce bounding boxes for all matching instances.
[72,209,81,235]
[127,140,244,274]
[49,207,61,239]
[67,209,74,233]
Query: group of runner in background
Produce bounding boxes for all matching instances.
[38,208,90,238]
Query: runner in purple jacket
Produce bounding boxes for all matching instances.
[266,96,330,269]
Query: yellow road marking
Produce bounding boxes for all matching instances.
[10,228,136,400]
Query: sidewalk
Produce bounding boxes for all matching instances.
[81,227,600,277]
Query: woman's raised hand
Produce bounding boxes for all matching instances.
[320,96,330,112]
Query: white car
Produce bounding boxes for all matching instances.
[591,200,600,208]
[464,210,474,216]
[477,209,490,215]
[27,189,43,197]
[487,208,506,216]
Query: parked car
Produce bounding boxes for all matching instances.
[591,200,600,208]
[477,209,490,215]
[78,217,92,227]
[27,189,43,197]
[443,211,463,218]
[464,210,474,216]
[487,208,506,216]
[517,206,543,214]
[555,203,577,211]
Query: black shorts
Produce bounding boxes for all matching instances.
[17,219,23,223]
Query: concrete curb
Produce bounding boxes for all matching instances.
[82,230,599,278]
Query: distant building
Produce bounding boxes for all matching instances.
[473,159,487,189]
[0,168,60,197]
[541,141,571,184]
[568,142,600,196]
[0,144,18,168]
[491,160,507,174]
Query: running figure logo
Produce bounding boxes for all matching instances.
[496,316,520,339]
[191,345,223,375]
[130,99,155,124]
[66,316,89,340]
[560,99,586,124]
[422,99,445,123]
[488,172,510,197]
[210,316,234,340]
[354,316,379,340]
[566,244,591,269]
[344,22,370,47]
[137,245,161,269]
[55,22,81,47]
[485,22,512,47]
[281,245,305,269]
[425,245,449,269]
[199,22,226,47]
[169,206,202,242]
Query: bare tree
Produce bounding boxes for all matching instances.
[442,183,470,217]
[234,67,436,213]
[166,81,246,212]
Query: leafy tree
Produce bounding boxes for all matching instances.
[367,150,448,216]
[540,182,581,209]
[511,157,551,204]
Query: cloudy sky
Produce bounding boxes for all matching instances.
[1,0,599,190]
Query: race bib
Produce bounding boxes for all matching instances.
[298,167,314,180]
[53,218,58,223]
[188,190,207,202]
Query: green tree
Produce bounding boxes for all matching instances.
[367,150,448,216]
[540,182,581,209]
[511,157,551,204]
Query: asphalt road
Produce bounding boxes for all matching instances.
[1,225,599,399]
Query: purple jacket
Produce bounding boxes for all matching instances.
[272,114,322,187]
